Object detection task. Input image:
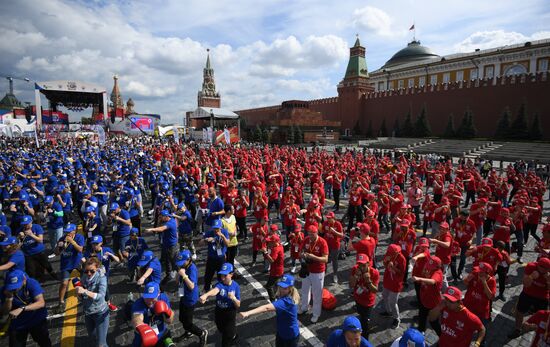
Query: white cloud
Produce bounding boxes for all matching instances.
[454,30,550,52]
[275,78,332,98]
[352,6,404,39]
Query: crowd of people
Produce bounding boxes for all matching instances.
[0,135,548,347]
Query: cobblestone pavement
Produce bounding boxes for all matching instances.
[16,192,548,347]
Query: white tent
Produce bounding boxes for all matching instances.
[190,107,239,119]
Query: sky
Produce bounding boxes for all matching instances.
[1,0,549,124]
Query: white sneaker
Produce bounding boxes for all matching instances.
[291,265,297,274]
[191,254,197,261]
[48,253,56,259]
[311,315,319,323]
[333,275,338,284]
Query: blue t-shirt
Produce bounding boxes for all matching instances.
[115,209,132,237]
[131,293,171,342]
[204,228,229,260]
[162,218,178,248]
[59,233,85,272]
[177,210,193,235]
[84,246,115,276]
[8,250,26,272]
[273,296,300,340]
[47,201,64,229]
[206,197,224,226]
[143,258,162,284]
[327,329,373,347]
[124,238,148,269]
[0,277,48,331]
[215,280,240,309]
[21,224,46,256]
[179,263,199,307]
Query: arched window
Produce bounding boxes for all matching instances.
[504,64,527,76]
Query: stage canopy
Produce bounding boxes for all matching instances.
[191,106,239,119]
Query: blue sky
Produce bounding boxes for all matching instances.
[1,0,549,123]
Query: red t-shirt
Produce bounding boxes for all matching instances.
[451,218,476,246]
[393,229,416,257]
[390,193,404,215]
[526,310,550,347]
[434,205,449,223]
[493,219,512,243]
[420,269,443,309]
[471,246,502,272]
[301,236,329,273]
[383,251,406,293]
[523,263,550,300]
[463,276,497,319]
[486,201,502,220]
[234,196,249,218]
[289,231,304,259]
[351,265,380,308]
[439,307,484,347]
[269,245,285,277]
[353,237,376,262]
[435,231,453,265]
[321,220,343,250]
[251,223,268,251]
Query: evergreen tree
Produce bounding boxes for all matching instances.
[467,109,477,138]
[401,108,413,137]
[366,119,373,138]
[510,102,529,140]
[392,118,400,137]
[288,125,295,143]
[443,113,455,138]
[379,119,388,137]
[353,119,362,136]
[254,125,262,142]
[295,126,303,143]
[494,107,511,139]
[528,113,543,140]
[413,104,431,137]
[262,127,270,143]
[457,107,476,138]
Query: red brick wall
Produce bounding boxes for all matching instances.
[362,73,550,139]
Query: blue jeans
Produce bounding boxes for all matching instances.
[85,308,110,347]
[48,227,63,251]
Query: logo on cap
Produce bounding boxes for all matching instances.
[10,277,18,284]
[448,288,455,295]
[148,286,154,293]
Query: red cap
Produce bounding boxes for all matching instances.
[481,238,493,247]
[366,210,375,218]
[478,261,493,274]
[427,255,442,270]
[394,185,401,191]
[306,225,318,234]
[326,212,335,219]
[439,221,450,230]
[387,244,401,255]
[537,257,550,270]
[266,234,280,243]
[478,198,488,204]
[358,223,371,234]
[500,208,510,214]
[270,224,279,231]
[356,253,370,264]
[367,194,375,200]
[443,286,462,302]
[418,237,430,246]
[294,223,302,232]
[400,220,410,228]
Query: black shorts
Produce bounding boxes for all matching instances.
[516,291,547,314]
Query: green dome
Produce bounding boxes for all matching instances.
[383,40,439,68]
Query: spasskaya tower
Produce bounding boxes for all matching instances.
[197,49,221,108]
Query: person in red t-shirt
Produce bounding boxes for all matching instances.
[413,255,443,334]
[299,225,329,323]
[522,309,550,347]
[411,238,431,307]
[289,223,304,274]
[495,240,517,301]
[392,220,416,286]
[381,244,406,329]
[234,189,249,240]
[429,286,485,347]
[321,212,344,284]
[469,198,487,246]
[463,262,496,346]
[422,195,437,237]
[349,223,377,265]
[350,253,379,340]
[281,195,301,241]
[251,217,268,266]
[432,198,451,238]
[524,198,542,244]
[262,234,285,301]
[450,209,476,282]
[347,183,367,232]
[431,221,452,290]
[508,257,550,339]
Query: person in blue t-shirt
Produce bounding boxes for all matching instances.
[131,282,175,347]
[326,316,373,347]
[0,236,25,273]
[175,250,208,345]
[123,228,149,282]
[109,202,133,261]
[205,187,225,230]
[136,250,162,285]
[0,270,51,346]
[18,215,56,281]
[239,274,301,347]
[201,219,230,292]
[83,206,102,250]
[145,210,178,285]
[55,223,84,312]
[199,262,241,347]
[44,195,64,253]
[56,185,73,224]
[173,203,195,256]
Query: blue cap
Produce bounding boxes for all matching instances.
[58,184,66,191]
[0,236,18,246]
[137,250,154,266]
[277,274,295,288]
[91,235,103,244]
[44,196,54,204]
[85,206,95,214]
[177,202,186,210]
[64,223,77,233]
[142,282,160,299]
[20,215,32,225]
[175,250,191,266]
[110,202,119,211]
[15,181,23,187]
[218,262,234,275]
[342,316,362,332]
[130,227,139,235]
[212,219,222,229]
[399,328,425,347]
[160,210,171,217]
[5,270,26,291]
[82,189,91,195]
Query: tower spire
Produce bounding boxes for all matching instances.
[206,48,211,69]
[110,74,123,109]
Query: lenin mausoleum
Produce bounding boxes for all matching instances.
[235,36,550,142]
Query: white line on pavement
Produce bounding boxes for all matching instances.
[233,259,324,347]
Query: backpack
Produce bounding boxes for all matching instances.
[322,288,337,310]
